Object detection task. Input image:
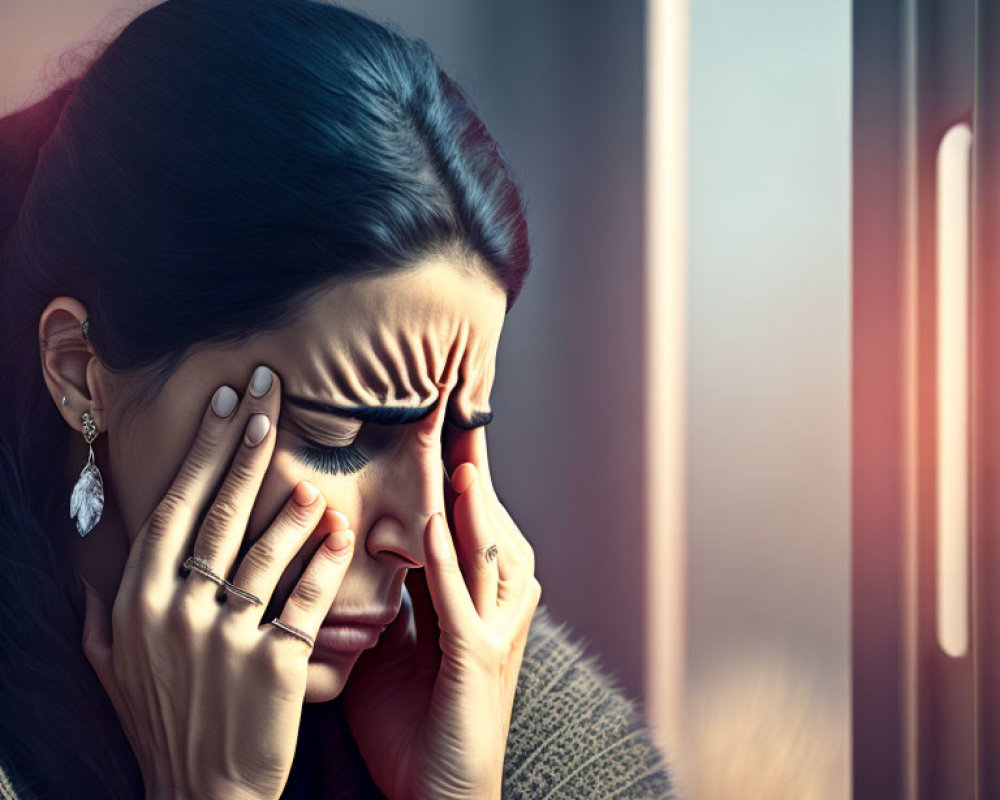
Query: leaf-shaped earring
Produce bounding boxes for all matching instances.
[71,410,104,537]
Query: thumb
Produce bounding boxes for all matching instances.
[80,578,117,700]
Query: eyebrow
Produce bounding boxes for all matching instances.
[284,394,493,430]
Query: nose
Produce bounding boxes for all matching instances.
[362,382,453,567]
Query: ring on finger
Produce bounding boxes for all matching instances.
[182,555,226,588]
[216,580,264,607]
[184,556,264,607]
[269,618,314,648]
[476,543,499,564]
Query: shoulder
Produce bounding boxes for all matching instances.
[502,604,677,800]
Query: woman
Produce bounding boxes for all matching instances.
[0,1,675,797]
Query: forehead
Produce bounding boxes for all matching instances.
[251,257,507,419]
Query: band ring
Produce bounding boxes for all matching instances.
[269,618,315,648]
[182,556,264,606]
[182,555,225,588]
[476,543,499,564]
[216,581,264,607]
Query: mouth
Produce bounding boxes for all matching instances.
[311,621,388,655]
[310,608,399,657]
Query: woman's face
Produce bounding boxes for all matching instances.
[96,256,508,702]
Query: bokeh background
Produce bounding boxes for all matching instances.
[0,1,852,797]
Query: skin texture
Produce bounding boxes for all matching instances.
[38,255,542,799]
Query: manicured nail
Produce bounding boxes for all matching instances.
[211,385,238,418]
[293,481,319,506]
[248,365,273,397]
[244,413,270,446]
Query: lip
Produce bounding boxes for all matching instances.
[312,621,388,655]
[323,609,399,628]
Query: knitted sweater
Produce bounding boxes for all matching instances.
[0,604,675,799]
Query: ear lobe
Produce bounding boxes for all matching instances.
[38,296,101,432]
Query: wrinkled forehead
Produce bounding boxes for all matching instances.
[258,260,507,423]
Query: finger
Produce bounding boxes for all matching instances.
[185,366,282,602]
[444,425,497,506]
[80,579,115,698]
[80,579,144,751]
[450,462,499,619]
[127,383,243,590]
[268,526,356,651]
[444,425,530,566]
[225,486,344,621]
[422,511,478,635]
[133,365,277,590]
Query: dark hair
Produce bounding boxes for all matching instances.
[0,0,531,795]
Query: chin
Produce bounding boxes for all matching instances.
[303,653,360,703]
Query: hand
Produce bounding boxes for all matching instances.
[79,366,357,800]
[341,424,542,800]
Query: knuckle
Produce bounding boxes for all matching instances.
[240,537,277,579]
[212,614,249,651]
[190,424,226,466]
[286,577,324,612]
[132,586,167,626]
[201,497,241,539]
[227,453,260,490]
[148,492,185,538]
[255,637,303,686]
[283,497,319,528]
[164,595,194,636]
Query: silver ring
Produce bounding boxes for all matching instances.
[269,618,314,648]
[219,580,263,607]
[182,555,225,588]
[476,543,498,564]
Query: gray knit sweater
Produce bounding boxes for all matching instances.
[0,604,674,799]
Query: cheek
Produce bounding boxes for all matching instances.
[108,394,211,543]
[246,443,366,543]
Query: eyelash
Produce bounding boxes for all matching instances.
[292,441,371,476]
[290,420,457,477]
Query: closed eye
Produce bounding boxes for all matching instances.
[292,441,370,476]
[289,417,458,477]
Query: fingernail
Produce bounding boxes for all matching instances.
[329,529,354,552]
[328,509,350,530]
[211,385,238,418]
[452,463,477,494]
[293,481,319,506]
[249,365,273,397]
[244,413,270,446]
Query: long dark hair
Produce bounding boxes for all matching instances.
[0,1,530,796]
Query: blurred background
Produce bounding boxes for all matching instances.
[0,1,851,797]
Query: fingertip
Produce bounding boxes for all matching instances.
[426,511,453,563]
[326,508,350,531]
[327,528,354,553]
[450,462,477,494]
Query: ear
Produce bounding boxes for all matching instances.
[38,297,111,435]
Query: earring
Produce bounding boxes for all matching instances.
[70,410,104,537]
